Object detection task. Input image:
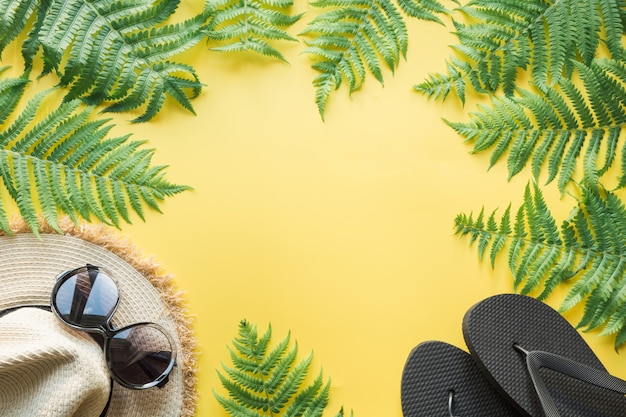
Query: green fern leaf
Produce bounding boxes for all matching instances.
[301,0,408,119]
[0,189,10,233]
[416,57,469,102]
[489,204,511,268]
[215,320,341,417]
[455,182,626,349]
[419,0,626,102]
[208,0,302,62]
[396,0,447,24]
[268,351,310,412]
[477,211,498,260]
[0,68,29,124]
[260,330,289,375]
[12,154,39,234]
[0,75,190,236]
[0,0,38,59]
[301,380,330,417]
[222,364,266,393]
[0,0,210,122]
[447,57,626,191]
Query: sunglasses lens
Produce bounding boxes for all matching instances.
[54,268,119,328]
[108,325,175,387]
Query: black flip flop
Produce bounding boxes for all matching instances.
[463,293,626,417]
[401,340,521,416]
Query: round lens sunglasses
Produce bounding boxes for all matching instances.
[51,264,177,390]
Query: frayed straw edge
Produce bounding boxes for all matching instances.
[5,216,198,417]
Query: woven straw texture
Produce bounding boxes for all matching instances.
[0,217,197,417]
[463,294,626,417]
[0,308,111,416]
[401,340,520,417]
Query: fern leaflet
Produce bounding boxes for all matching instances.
[0,0,210,122]
[300,0,408,119]
[447,56,626,192]
[207,0,303,62]
[0,74,190,236]
[0,0,38,58]
[416,0,626,102]
[0,67,29,125]
[215,320,348,417]
[396,0,448,24]
[456,182,626,349]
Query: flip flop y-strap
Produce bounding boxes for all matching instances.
[515,346,626,417]
[463,294,626,417]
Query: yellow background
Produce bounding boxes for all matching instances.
[5,1,626,416]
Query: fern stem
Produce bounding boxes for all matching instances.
[243,0,250,46]
[466,124,626,138]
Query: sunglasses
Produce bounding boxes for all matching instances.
[50,264,177,390]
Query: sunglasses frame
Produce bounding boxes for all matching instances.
[50,264,177,390]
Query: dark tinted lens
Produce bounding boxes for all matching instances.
[108,325,174,387]
[54,268,119,328]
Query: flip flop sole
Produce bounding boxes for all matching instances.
[463,293,626,417]
[401,341,520,417]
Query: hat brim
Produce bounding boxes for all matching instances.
[0,217,197,417]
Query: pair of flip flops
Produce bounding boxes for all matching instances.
[401,294,626,417]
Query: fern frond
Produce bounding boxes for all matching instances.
[447,57,626,192]
[0,0,211,122]
[417,0,626,101]
[208,0,302,62]
[0,77,190,236]
[215,320,337,417]
[301,0,408,119]
[455,182,626,349]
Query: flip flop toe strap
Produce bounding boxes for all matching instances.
[516,346,626,417]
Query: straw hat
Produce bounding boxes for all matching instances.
[0,218,197,417]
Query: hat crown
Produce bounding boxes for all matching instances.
[0,308,110,417]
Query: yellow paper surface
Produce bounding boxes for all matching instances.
[3,2,626,416]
